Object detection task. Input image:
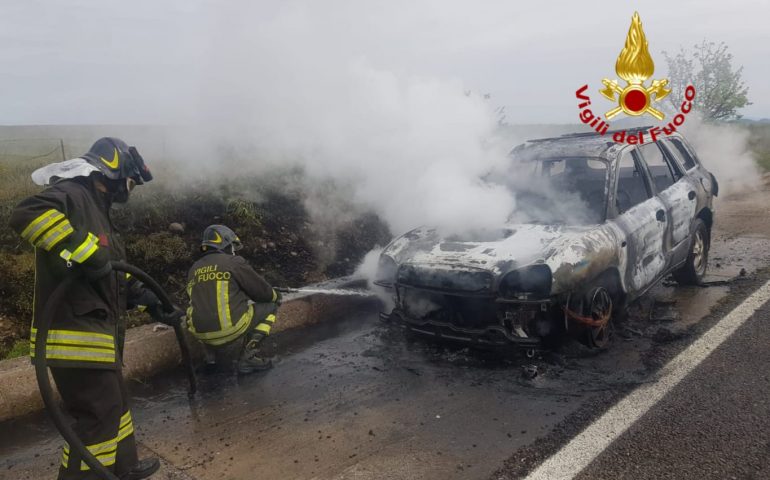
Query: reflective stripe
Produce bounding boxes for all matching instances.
[62,449,117,470]
[120,411,132,429]
[117,427,133,442]
[30,328,115,363]
[256,323,271,335]
[271,289,278,302]
[35,220,74,251]
[59,248,73,264]
[62,435,118,470]
[216,280,232,330]
[70,233,99,263]
[61,410,132,470]
[31,328,115,349]
[31,345,116,363]
[21,209,64,242]
[191,305,253,346]
[264,314,276,324]
[117,423,134,442]
[116,410,134,442]
[31,327,113,341]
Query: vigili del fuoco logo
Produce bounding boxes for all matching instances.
[575,12,696,144]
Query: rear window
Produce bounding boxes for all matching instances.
[668,138,697,170]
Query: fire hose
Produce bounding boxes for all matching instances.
[34,262,196,480]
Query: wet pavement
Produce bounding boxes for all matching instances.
[574,293,770,480]
[1,307,589,480]
[2,187,770,480]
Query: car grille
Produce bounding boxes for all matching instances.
[398,287,498,329]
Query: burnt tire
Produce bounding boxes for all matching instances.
[673,219,709,286]
[583,286,614,349]
[568,281,616,350]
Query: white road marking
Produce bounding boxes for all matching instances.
[525,280,770,480]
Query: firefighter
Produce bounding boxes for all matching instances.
[9,137,178,480]
[186,225,281,374]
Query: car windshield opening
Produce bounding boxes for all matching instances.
[502,156,609,225]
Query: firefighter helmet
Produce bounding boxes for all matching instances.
[201,225,243,252]
[81,137,153,185]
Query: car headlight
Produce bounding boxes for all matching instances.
[374,254,398,286]
[498,264,552,300]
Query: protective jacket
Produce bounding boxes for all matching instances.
[9,177,141,369]
[186,251,277,346]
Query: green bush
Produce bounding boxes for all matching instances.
[0,252,35,322]
[226,199,262,230]
[126,232,192,281]
[2,339,30,360]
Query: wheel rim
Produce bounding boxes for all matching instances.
[589,288,613,347]
[692,230,707,276]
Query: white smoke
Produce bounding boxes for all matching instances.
[680,116,761,196]
[166,2,517,236]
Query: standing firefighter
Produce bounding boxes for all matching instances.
[186,225,280,374]
[9,138,172,480]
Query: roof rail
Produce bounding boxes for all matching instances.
[527,125,655,143]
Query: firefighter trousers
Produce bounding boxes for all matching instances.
[51,367,138,480]
[202,302,277,366]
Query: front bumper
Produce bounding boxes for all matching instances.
[381,309,542,348]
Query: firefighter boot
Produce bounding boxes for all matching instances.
[237,333,272,374]
[121,457,160,480]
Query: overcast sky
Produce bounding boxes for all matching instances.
[1,0,768,125]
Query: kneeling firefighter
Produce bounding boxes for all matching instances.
[9,138,182,480]
[186,225,281,374]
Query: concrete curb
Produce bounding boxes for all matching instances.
[0,284,381,422]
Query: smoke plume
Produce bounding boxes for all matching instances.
[165,2,518,237]
[680,116,761,196]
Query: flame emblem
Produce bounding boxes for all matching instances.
[600,12,670,120]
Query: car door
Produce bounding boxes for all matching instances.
[612,148,669,294]
[637,141,696,267]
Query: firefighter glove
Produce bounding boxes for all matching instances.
[160,306,186,326]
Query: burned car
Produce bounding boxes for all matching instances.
[375,128,718,350]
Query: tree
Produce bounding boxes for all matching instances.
[662,41,751,121]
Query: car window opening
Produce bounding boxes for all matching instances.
[508,156,609,225]
[638,143,676,192]
[669,138,698,170]
[617,151,651,214]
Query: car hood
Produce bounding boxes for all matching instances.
[382,224,595,276]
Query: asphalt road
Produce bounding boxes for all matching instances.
[575,291,770,480]
[2,187,770,480]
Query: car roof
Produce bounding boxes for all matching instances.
[510,126,683,162]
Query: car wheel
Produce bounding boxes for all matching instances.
[584,286,614,349]
[673,218,709,286]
